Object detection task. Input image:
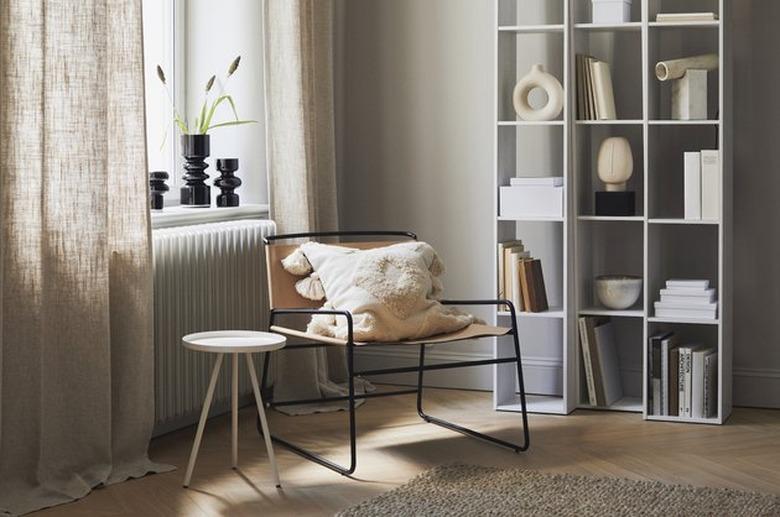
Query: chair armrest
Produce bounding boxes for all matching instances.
[270,308,354,344]
[440,299,519,320]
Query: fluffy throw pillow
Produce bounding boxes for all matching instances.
[281,241,475,342]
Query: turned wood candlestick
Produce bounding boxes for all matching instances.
[215,158,241,207]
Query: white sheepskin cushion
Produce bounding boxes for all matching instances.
[281,247,313,276]
[295,241,475,342]
[295,272,326,301]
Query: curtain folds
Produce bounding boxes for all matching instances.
[0,1,169,514]
[264,0,371,415]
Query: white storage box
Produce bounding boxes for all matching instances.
[592,0,632,24]
[500,185,563,219]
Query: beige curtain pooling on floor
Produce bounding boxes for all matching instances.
[0,1,170,514]
[264,0,371,415]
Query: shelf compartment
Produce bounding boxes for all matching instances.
[647,124,719,220]
[648,0,720,27]
[575,124,645,224]
[574,0,641,24]
[497,125,564,184]
[498,0,564,27]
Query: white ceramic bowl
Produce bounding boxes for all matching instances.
[595,275,642,310]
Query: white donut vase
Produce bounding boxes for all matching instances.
[512,64,564,121]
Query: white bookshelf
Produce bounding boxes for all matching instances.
[493,0,732,424]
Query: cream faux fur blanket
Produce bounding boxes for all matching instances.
[282,241,475,342]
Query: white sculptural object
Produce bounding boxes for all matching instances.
[597,137,633,191]
[655,54,718,120]
[513,64,564,121]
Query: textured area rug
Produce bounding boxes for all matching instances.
[337,464,780,516]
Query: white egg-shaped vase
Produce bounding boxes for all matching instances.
[512,64,564,121]
[597,136,634,192]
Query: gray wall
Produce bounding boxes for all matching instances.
[336,0,780,407]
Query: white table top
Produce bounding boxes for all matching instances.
[182,330,286,353]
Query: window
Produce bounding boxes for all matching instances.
[142,0,180,202]
[142,0,267,208]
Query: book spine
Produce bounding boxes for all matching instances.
[661,341,669,416]
[519,260,532,312]
[691,351,705,418]
[684,152,702,220]
[683,349,692,418]
[579,318,598,406]
[497,244,505,299]
[510,257,522,312]
[592,61,616,120]
[701,150,720,220]
[533,260,549,312]
[669,348,679,416]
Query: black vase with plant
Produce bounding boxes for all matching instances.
[156,56,256,207]
[180,134,211,207]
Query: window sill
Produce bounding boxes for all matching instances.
[151,203,270,229]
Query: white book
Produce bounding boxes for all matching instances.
[497,241,523,299]
[654,306,718,320]
[684,152,702,220]
[666,279,710,289]
[660,294,716,305]
[591,60,617,120]
[660,287,716,300]
[509,254,524,311]
[691,347,716,418]
[510,176,564,187]
[593,321,623,406]
[655,301,718,311]
[678,348,688,417]
[652,379,661,416]
[701,150,720,220]
[656,12,718,22]
[704,352,718,418]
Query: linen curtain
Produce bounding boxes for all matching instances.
[0,1,168,514]
[264,0,370,415]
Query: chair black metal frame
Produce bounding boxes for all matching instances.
[257,230,529,476]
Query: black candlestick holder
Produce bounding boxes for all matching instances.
[180,134,211,207]
[149,170,169,210]
[215,158,242,207]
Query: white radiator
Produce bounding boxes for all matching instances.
[152,219,276,435]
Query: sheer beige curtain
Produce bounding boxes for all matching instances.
[0,1,169,514]
[264,0,370,414]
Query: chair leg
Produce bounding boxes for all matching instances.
[257,347,358,477]
[246,354,282,488]
[511,324,530,452]
[184,353,224,488]
[416,341,528,453]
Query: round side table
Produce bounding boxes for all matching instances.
[181,330,286,488]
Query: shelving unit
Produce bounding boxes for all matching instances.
[492,0,731,424]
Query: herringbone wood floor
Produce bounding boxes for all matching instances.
[37,387,780,516]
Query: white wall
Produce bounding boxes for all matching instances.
[185,0,267,205]
[337,0,780,407]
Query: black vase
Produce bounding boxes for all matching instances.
[149,170,169,210]
[180,134,211,207]
[215,158,242,207]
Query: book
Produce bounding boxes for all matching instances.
[591,60,617,120]
[576,55,586,119]
[578,317,599,406]
[510,256,523,311]
[701,150,719,220]
[648,332,672,415]
[656,12,718,22]
[691,347,716,418]
[529,259,549,312]
[654,302,717,320]
[684,151,702,220]
[519,259,533,311]
[669,346,680,416]
[661,334,679,416]
[504,245,529,306]
[678,346,694,417]
[666,279,710,289]
[660,287,716,304]
[510,176,564,187]
[497,240,523,299]
[593,321,623,406]
[704,351,718,418]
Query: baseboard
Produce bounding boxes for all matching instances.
[733,367,780,408]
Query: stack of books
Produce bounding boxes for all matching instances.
[576,55,616,120]
[578,317,623,407]
[654,279,718,320]
[684,150,720,221]
[497,240,549,312]
[655,12,718,23]
[649,332,717,418]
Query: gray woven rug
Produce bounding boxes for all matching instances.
[337,464,780,516]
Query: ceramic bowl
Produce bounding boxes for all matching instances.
[595,275,642,310]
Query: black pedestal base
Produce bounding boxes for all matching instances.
[180,185,211,207]
[595,191,635,216]
[217,193,239,207]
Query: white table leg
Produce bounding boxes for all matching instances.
[246,353,281,488]
[183,353,224,488]
[232,353,239,469]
